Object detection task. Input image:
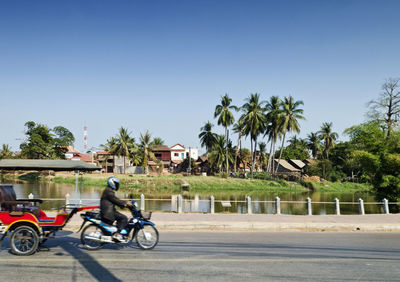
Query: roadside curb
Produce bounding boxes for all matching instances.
[55,212,400,232]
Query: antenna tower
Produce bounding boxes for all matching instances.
[84,125,87,152]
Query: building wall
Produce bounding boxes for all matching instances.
[185,148,198,160]
[171,150,185,161]
[154,151,171,161]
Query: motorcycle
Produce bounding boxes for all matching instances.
[79,200,159,250]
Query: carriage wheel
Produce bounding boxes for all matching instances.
[10,226,39,256]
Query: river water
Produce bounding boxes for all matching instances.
[1,180,384,215]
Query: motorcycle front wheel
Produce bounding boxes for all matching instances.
[81,224,105,250]
[135,225,159,250]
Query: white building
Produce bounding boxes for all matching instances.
[170,144,198,161]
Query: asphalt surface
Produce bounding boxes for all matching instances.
[1,231,399,281]
[58,212,400,232]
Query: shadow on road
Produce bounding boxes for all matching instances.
[59,236,122,282]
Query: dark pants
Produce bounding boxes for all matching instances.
[102,211,128,233]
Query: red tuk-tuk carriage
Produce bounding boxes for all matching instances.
[0,184,98,255]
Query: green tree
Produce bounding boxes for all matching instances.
[209,134,234,173]
[198,121,217,153]
[344,121,385,154]
[214,94,238,173]
[208,135,225,172]
[0,144,13,159]
[280,136,309,160]
[139,131,155,174]
[108,127,135,174]
[258,142,268,171]
[265,96,283,173]
[52,126,76,158]
[275,96,305,173]
[20,121,74,159]
[152,137,165,146]
[232,119,245,173]
[307,132,321,159]
[241,93,267,176]
[318,122,339,159]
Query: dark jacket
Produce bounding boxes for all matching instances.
[100,186,126,221]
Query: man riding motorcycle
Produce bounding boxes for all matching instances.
[100,177,132,241]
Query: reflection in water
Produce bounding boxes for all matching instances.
[1,180,384,215]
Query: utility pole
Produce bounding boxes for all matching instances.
[188,147,192,174]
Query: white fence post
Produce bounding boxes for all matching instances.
[383,198,389,214]
[210,195,215,214]
[171,195,177,212]
[306,197,312,215]
[140,194,145,211]
[275,196,281,215]
[194,194,199,211]
[246,196,252,214]
[65,193,70,206]
[358,198,365,215]
[334,198,340,215]
[177,194,183,214]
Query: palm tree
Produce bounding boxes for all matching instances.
[241,93,267,177]
[0,144,13,159]
[307,132,320,159]
[209,134,234,173]
[152,137,165,146]
[114,127,135,174]
[318,122,338,159]
[139,131,155,174]
[214,94,238,173]
[208,135,226,172]
[258,142,267,171]
[264,96,283,173]
[232,119,245,173]
[275,96,305,173]
[198,121,217,153]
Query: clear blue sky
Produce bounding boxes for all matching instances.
[1,0,399,153]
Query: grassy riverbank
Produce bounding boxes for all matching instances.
[1,172,372,194]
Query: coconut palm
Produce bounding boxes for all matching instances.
[232,118,245,173]
[113,127,135,174]
[214,94,238,173]
[275,96,305,173]
[198,121,217,153]
[241,93,267,177]
[208,135,226,172]
[258,142,268,171]
[318,122,338,159]
[0,144,13,159]
[264,96,283,173]
[307,132,321,159]
[209,134,234,173]
[139,131,155,174]
[152,137,165,146]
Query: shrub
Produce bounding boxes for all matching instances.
[298,179,318,191]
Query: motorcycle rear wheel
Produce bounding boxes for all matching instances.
[81,224,105,250]
[135,225,159,250]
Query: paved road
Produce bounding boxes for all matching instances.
[1,231,399,281]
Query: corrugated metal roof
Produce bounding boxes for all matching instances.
[274,159,300,172]
[0,159,101,171]
[289,159,306,169]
